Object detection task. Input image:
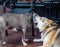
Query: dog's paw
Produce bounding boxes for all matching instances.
[22,40,27,46]
[37,46,42,47]
[2,42,6,45]
[33,39,43,42]
[23,42,27,46]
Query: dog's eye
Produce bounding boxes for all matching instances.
[33,18,36,21]
[35,14,37,16]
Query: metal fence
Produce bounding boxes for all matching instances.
[1,0,60,37]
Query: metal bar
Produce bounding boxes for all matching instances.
[15,2,60,8]
[3,0,8,13]
[31,0,36,37]
[48,1,53,19]
[12,0,17,9]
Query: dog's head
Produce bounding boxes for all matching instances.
[33,13,41,27]
[33,13,47,32]
[33,13,57,32]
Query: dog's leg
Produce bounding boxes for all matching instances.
[5,30,8,36]
[12,28,17,32]
[0,30,2,46]
[1,29,7,45]
[22,28,27,46]
[33,32,44,42]
[37,38,53,47]
[37,30,56,47]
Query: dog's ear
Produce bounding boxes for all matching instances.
[39,17,58,26]
[43,18,52,26]
[44,18,58,26]
[39,17,50,26]
[41,17,45,22]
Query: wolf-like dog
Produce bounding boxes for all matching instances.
[0,13,31,46]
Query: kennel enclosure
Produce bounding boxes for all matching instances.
[1,0,60,36]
